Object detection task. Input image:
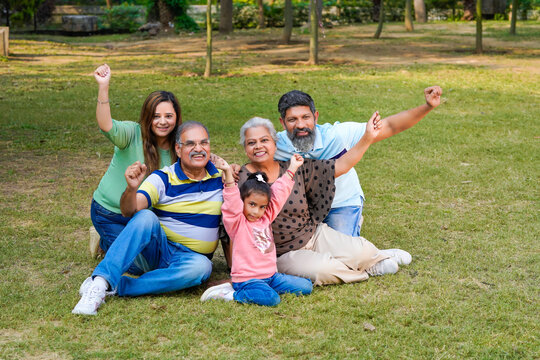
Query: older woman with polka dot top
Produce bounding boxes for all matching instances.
[236,116,412,286]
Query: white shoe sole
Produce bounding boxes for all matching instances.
[379,249,412,266]
[200,282,233,302]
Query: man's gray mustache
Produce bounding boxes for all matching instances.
[293,128,313,138]
[189,151,207,160]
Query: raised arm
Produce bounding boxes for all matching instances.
[372,85,443,143]
[211,154,246,232]
[120,161,149,217]
[265,154,303,221]
[211,154,234,186]
[334,112,381,177]
[94,64,113,132]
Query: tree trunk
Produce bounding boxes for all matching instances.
[509,0,518,35]
[219,0,233,34]
[374,0,384,38]
[105,0,111,9]
[204,0,212,77]
[157,0,175,26]
[475,0,482,54]
[372,0,381,22]
[462,0,475,20]
[405,0,414,31]
[414,0,426,23]
[309,0,318,64]
[282,0,293,43]
[257,0,265,29]
[33,8,37,32]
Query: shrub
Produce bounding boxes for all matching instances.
[228,2,309,29]
[162,0,199,30]
[104,2,144,32]
[175,13,199,31]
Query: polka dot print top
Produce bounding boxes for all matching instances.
[238,159,336,256]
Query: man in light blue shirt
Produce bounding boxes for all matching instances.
[274,86,442,236]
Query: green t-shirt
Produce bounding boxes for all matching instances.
[92,119,173,214]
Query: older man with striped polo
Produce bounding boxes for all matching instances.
[73,121,223,315]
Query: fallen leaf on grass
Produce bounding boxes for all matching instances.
[150,303,166,311]
[363,322,376,331]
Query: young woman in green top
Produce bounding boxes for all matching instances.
[91,64,182,271]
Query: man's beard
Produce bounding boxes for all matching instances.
[288,128,316,152]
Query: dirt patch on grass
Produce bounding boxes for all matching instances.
[5,23,539,74]
[0,329,27,344]
[0,151,107,215]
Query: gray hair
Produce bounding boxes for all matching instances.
[175,121,210,145]
[239,117,278,145]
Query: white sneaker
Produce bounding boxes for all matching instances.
[200,282,234,302]
[72,283,107,315]
[78,277,116,297]
[379,249,412,265]
[367,258,399,276]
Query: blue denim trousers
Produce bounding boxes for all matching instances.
[232,273,313,307]
[92,209,213,297]
[323,200,364,237]
[91,199,150,275]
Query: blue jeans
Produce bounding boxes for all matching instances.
[91,199,148,275]
[92,209,213,297]
[232,273,312,307]
[323,200,364,237]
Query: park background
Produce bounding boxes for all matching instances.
[0,0,539,358]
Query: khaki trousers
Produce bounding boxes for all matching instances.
[276,223,388,286]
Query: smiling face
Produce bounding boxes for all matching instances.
[175,125,210,174]
[151,101,177,141]
[280,105,318,152]
[244,126,277,165]
[243,191,270,222]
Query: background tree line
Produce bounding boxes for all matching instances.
[3,0,538,30]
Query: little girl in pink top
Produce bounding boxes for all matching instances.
[201,154,312,306]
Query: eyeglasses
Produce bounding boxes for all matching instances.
[178,139,210,149]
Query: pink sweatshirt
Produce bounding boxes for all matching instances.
[222,175,295,283]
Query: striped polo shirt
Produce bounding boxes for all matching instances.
[137,160,223,255]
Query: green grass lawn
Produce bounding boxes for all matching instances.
[0,21,539,359]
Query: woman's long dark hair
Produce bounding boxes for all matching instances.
[139,91,182,174]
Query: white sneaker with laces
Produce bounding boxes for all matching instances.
[200,282,235,302]
[367,258,399,276]
[72,283,107,316]
[79,277,116,297]
[379,249,412,265]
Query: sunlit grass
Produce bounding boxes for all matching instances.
[0,21,539,359]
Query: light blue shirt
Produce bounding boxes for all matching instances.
[275,122,366,208]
